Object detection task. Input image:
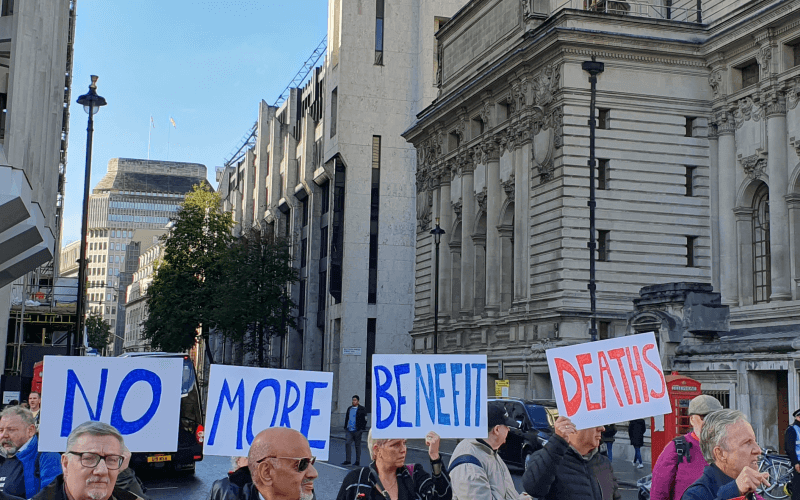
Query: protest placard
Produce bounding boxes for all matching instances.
[39,356,183,452]
[546,332,671,429]
[371,354,488,439]
[204,365,333,460]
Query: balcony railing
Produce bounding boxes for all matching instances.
[554,0,704,23]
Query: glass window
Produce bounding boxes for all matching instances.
[753,183,771,304]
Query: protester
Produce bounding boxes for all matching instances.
[342,395,367,466]
[785,409,800,500]
[32,420,144,500]
[628,419,646,469]
[28,392,41,428]
[449,404,530,500]
[681,409,769,500]
[651,394,723,500]
[0,406,60,498]
[602,424,617,462]
[207,456,252,500]
[336,429,452,500]
[115,449,149,499]
[245,427,317,500]
[522,415,620,500]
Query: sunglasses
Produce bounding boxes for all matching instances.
[257,455,316,472]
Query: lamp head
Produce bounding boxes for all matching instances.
[77,75,108,115]
[581,56,605,77]
[430,217,445,245]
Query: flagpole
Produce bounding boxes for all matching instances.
[148,117,152,160]
[167,119,171,161]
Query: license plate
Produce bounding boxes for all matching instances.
[147,455,172,463]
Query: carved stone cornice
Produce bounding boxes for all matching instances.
[756,44,773,80]
[708,69,724,100]
[733,96,763,128]
[787,77,800,110]
[502,173,515,201]
[714,111,736,136]
[785,193,800,208]
[452,198,463,219]
[531,63,560,108]
[789,137,800,160]
[479,91,493,129]
[476,187,488,213]
[481,139,500,163]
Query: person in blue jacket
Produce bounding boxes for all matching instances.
[0,406,60,498]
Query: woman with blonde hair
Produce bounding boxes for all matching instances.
[335,429,452,500]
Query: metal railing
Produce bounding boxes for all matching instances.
[553,0,703,23]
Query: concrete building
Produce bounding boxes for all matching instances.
[0,0,76,372]
[215,0,468,418]
[123,232,165,353]
[403,0,800,455]
[59,240,80,279]
[83,158,206,355]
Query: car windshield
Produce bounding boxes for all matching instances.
[181,359,196,395]
[526,404,559,430]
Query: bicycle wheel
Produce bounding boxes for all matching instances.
[764,462,792,499]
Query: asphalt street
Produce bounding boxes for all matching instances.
[138,437,640,499]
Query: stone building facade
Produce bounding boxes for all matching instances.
[404,0,800,408]
[215,0,468,419]
[123,236,164,353]
[0,0,76,368]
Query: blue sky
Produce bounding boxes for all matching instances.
[62,0,328,244]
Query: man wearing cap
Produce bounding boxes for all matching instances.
[449,405,530,500]
[650,394,724,500]
[784,409,800,500]
[522,415,620,500]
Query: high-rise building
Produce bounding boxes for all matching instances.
[83,158,207,355]
[215,0,468,420]
[0,0,76,369]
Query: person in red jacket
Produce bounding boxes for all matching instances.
[650,395,723,500]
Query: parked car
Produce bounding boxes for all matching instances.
[488,398,558,469]
[118,352,205,474]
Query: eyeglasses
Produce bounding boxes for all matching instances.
[66,451,125,470]
[256,455,316,472]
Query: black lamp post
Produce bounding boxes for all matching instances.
[73,75,107,356]
[582,57,603,342]
[430,217,445,354]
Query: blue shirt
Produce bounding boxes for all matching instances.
[347,407,357,431]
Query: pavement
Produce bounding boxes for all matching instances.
[330,427,651,488]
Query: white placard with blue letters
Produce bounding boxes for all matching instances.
[39,355,183,452]
[203,364,333,460]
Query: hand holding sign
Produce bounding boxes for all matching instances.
[553,416,577,441]
[425,431,441,460]
[735,467,770,495]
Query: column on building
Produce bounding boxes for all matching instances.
[514,128,531,302]
[765,94,791,300]
[460,161,476,316]
[708,128,721,293]
[734,207,754,305]
[438,167,453,318]
[717,115,739,305]
[787,193,800,300]
[485,139,502,314]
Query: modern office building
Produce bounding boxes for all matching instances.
[215,0,469,420]
[83,158,206,355]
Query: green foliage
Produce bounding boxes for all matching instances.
[143,184,298,365]
[85,313,111,352]
[216,227,297,366]
[143,184,233,352]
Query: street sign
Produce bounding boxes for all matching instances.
[495,379,509,397]
[342,347,362,355]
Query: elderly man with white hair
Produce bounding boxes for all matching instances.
[31,421,144,500]
[681,409,770,500]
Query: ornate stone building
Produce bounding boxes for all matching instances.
[404,0,800,406]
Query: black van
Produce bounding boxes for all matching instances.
[488,397,558,469]
[118,352,204,473]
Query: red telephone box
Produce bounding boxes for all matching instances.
[31,361,43,393]
[650,372,701,463]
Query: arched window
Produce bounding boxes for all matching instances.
[752,183,771,303]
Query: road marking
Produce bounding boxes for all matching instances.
[318,461,350,471]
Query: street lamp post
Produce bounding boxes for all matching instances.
[430,217,445,354]
[73,76,107,356]
[582,57,604,342]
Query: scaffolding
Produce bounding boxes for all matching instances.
[222,35,327,169]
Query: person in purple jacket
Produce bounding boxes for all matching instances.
[650,395,723,500]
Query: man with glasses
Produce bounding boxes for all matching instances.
[31,421,144,500]
[242,427,317,500]
[0,406,60,498]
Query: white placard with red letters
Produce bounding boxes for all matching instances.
[546,332,671,429]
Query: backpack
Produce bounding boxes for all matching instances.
[674,435,692,463]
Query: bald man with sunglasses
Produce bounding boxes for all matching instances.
[238,428,317,500]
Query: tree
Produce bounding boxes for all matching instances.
[85,313,111,353]
[142,184,233,355]
[216,226,298,367]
